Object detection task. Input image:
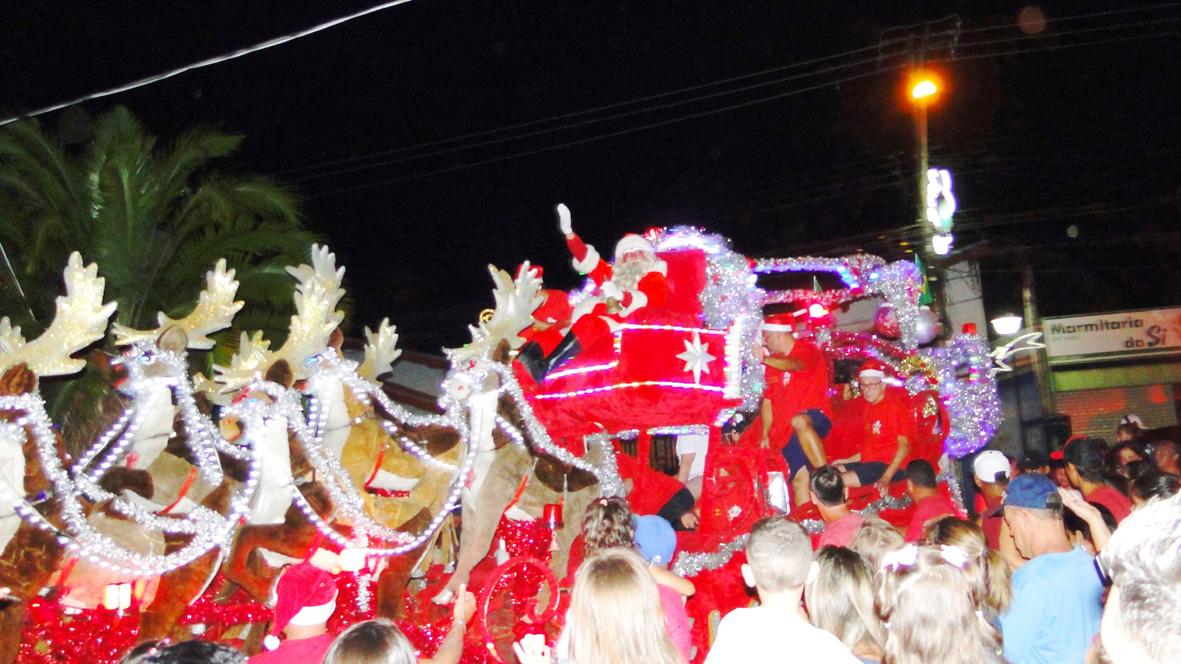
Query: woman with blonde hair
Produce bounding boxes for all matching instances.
[849,516,904,572]
[515,547,685,664]
[923,516,1012,620]
[321,619,416,664]
[877,544,1003,664]
[805,546,886,662]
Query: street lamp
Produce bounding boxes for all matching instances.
[911,77,939,101]
[991,314,1023,336]
[906,69,946,255]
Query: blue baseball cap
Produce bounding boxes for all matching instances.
[1003,473,1059,511]
[633,515,677,565]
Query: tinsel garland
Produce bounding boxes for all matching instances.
[484,362,626,498]
[755,255,924,349]
[825,331,1000,459]
[0,391,259,577]
[671,492,915,575]
[178,574,272,636]
[17,598,141,664]
[671,533,750,577]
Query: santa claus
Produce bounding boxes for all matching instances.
[517,204,670,382]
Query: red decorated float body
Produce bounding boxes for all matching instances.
[514,248,744,441]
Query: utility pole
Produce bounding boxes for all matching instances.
[1022,256,1056,414]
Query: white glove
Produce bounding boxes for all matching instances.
[601,281,623,301]
[556,203,573,236]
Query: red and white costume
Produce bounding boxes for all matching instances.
[567,233,668,317]
[565,232,669,343]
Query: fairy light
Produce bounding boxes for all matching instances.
[534,380,728,400]
[544,361,618,381]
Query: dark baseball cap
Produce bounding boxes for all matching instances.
[1003,473,1059,511]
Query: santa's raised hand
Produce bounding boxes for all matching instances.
[557,202,574,238]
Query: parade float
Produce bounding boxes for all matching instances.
[0,216,1000,663]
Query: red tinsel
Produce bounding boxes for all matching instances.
[17,598,140,664]
[177,574,272,640]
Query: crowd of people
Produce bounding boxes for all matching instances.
[119,458,1179,663]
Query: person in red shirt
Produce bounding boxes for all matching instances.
[831,360,912,492]
[811,465,864,549]
[971,449,1010,550]
[1063,437,1133,523]
[902,459,956,541]
[614,448,697,529]
[758,315,834,506]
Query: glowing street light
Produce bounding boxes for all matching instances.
[908,70,943,105]
[991,314,1024,336]
[911,78,939,101]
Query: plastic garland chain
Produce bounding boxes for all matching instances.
[0,391,260,578]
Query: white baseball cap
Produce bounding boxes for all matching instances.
[973,450,1010,483]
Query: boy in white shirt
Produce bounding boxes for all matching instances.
[705,518,860,663]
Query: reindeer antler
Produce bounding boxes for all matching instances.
[359,317,401,383]
[447,262,544,362]
[210,244,346,392]
[0,252,117,376]
[112,259,244,349]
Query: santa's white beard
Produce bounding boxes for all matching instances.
[612,256,654,291]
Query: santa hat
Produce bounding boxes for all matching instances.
[613,234,656,262]
[762,313,795,333]
[263,562,338,650]
[533,289,573,326]
[858,359,889,380]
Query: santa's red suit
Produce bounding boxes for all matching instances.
[564,232,670,347]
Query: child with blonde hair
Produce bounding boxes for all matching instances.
[514,547,684,664]
[923,516,1011,619]
[876,544,1003,664]
[805,546,886,662]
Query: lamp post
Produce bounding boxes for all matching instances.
[908,70,943,255]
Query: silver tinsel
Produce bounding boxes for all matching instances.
[653,227,765,412]
[671,533,750,577]
[671,492,915,575]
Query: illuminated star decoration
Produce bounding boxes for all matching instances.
[676,331,716,384]
[989,332,1046,375]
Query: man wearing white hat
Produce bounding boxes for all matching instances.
[972,449,1010,550]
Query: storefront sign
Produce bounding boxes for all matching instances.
[1043,307,1181,364]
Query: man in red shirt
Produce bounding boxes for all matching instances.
[831,360,912,492]
[972,449,1010,550]
[758,315,833,506]
[903,459,956,541]
[1063,437,1133,523]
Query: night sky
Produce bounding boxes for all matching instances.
[4,1,1179,351]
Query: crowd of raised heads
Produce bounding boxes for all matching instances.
[112,420,1179,664]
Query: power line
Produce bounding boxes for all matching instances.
[0,0,417,127]
[310,65,906,198]
[288,46,913,183]
[286,7,1178,185]
[954,2,1180,34]
[299,18,1176,191]
[275,42,897,178]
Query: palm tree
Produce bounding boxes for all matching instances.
[0,106,316,439]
